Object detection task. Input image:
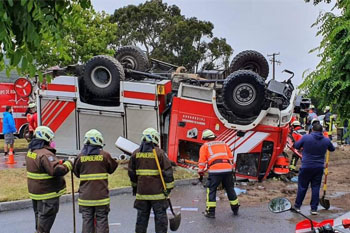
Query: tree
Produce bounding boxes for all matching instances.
[0,0,91,78]
[300,0,350,118]
[111,0,233,71]
[305,0,332,4]
[35,5,118,69]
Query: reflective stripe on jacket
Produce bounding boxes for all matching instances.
[128,145,174,201]
[73,149,118,206]
[198,141,234,173]
[26,147,69,200]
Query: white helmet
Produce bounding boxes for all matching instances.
[34,126,54,142]
[28,103,36,108]
[325,106,330,111]
[311,118,320,125]
[141,128,160,145]
[292,121,301,127]
[202,129,216,140]
[83,129,104,147]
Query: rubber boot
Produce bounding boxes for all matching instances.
[204,207,215,218]
[231,204,240,216]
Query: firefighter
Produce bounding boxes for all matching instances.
[289,121,306,171]
[323,106,332,132]
[26,126,73,233]
[128,128,174,233]
[73,129,118,233]
[198,129,239,218]
[25,102,37,140]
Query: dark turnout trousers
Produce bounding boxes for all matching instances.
[32,197,60,233]
[206,172,239,214]
[134,200,168,233]
[79,205,110,233]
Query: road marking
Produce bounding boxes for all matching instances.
[109,223,121,226]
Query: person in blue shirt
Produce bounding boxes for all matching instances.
[2,106,17,156]
[293,123,335,215]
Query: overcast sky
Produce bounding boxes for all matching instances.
[91,0,335,86]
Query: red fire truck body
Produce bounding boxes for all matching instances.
[0,82,29,137]
[37,71,295,181]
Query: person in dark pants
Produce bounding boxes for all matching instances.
[73,129,118,233]
[128,128,174,233]
[293,123,335,215]
[198,129,239,218]
[26,126,72,233]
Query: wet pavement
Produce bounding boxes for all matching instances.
[0,184,301,233]
[0,152,26,170]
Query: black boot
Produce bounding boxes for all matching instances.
[231,204,240,216]
[204,207,215,218]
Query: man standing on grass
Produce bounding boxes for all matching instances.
[293,123,335,215]
[2,106,16,157]
[73,129,118,233]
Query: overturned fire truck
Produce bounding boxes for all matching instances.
[36,46,297,181]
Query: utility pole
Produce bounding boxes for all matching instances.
[267,53,281,80]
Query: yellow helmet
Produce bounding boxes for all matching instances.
[202,129,216,140]
[83,129,104,147]
[34,126,54,142]
[142,128,160,145]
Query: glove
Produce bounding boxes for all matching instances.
[68,156,75,163]
[132,186,137,196]
[198,171,205,177]
[163,189,171,197]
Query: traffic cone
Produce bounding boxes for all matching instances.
[6,149,17,164]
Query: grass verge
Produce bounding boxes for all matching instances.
[0,164,197,202]
[0,139,28,152]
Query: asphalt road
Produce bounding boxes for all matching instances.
[0,184,303,233]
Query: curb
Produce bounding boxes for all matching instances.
[0,178,198,212]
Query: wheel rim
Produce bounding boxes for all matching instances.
[91,66,112,88]
[120,55,137,69]
[242,62,261,74]
[232,83,256,106]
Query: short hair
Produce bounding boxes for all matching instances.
[5,106,12,112]
[312,123,323,132]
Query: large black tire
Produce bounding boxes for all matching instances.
[83,55,124,98]
[115,46,149,71]
[230,50,269,79]
[223,70,265,117]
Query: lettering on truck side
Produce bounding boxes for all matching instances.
[81,155,104,162]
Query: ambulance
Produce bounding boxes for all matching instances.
[36,46,298,181]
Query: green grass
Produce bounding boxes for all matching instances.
[0,164,197,202]
[0,138,28,151]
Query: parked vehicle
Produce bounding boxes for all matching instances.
[36,46,298,181]
[0,78,32,138]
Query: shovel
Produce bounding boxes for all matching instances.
[153,149,181,231]
[70,171,77,233]
[320,150,330,210]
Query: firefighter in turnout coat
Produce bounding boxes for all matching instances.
[128,128,174,233]
[198,129,239,218]
[26,126,73,233]
[73,129,118,233]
